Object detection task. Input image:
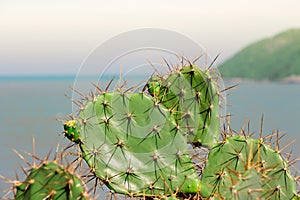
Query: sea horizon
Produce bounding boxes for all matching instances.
[2,74,300,85]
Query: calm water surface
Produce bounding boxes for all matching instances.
[1,78,299,197]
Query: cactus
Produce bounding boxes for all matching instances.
[0,138,89,200]
[200,134,297,199]
[14,161,88,200]
[4,56,299,199]
[64,91,201,197]
[146,64,220,147]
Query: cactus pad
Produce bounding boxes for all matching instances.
[64,91,200,197]
[15,162,87,200]
[147,64,220,147]
[201,135,297,199]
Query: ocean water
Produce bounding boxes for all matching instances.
[0,77,299,197]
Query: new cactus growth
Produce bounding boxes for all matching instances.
[64,91,200,197]
[146,64,220,147]
[15,162,88,200]
[201,134,297,199]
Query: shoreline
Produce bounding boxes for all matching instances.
[224,75,300,84]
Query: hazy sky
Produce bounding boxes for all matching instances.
[1,0,300,75]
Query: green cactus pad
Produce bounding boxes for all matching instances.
[64,91,200,197]
[201,135,297,199]
[15,162,87,200]
[147,64,220,147]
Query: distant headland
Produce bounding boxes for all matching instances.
[219,28,300,83]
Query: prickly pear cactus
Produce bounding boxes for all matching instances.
[147,64,220,147]
[200,135,297,199]
[62,60,299,199]
[64,91,200,197]
[15,162,88,200]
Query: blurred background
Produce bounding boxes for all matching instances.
[1,0,300,197]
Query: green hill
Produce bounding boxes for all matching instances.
[219,29,300,80]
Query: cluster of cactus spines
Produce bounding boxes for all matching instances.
[64,90,201,197]
[146,62,220,147]
[201,127,298,199]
